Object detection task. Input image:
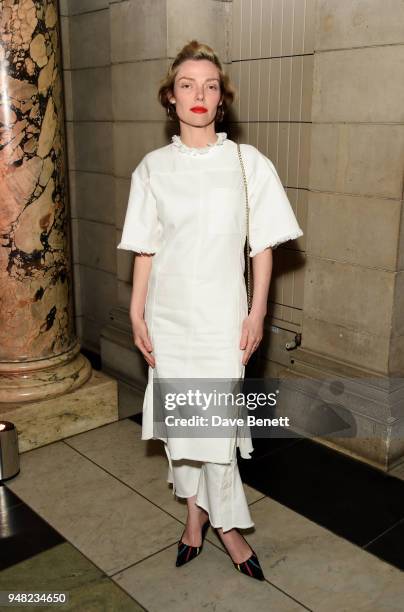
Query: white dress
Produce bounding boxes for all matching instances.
[117,132,303,464]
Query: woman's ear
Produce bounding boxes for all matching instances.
[168,89,175,104]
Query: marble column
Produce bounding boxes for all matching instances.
[0,0,91,403]
[0,0,118,452]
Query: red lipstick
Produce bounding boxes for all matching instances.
[190,106,208,113]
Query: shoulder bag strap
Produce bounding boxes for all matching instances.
[237,142,252,314]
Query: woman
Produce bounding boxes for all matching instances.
[117,40,303,581]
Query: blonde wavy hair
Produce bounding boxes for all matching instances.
[158,40,235,123]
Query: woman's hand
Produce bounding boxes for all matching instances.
[240,310,265,366]
[131,314,156,368]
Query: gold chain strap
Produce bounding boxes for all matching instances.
[237,142,252,313]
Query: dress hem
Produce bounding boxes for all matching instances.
[142,433,254,462]
[195,500,255,532]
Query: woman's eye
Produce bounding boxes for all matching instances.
[179,83,218,89]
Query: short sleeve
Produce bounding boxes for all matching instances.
[244,146,304,257]
[117,157,162,255]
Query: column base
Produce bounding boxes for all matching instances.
[277,347,404,472]
[0,369,118,453]
[0,341,92,403]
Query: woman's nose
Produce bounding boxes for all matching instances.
[195,87,204,101]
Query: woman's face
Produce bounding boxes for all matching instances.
[170,59,222,128]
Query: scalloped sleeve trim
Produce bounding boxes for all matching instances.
[117,242,157,254]
[249,227,304,257]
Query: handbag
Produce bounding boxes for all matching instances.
[236,143,253,313]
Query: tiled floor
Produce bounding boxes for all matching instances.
[1,415,404,611]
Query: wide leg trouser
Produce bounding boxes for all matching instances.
[164,443,254,533]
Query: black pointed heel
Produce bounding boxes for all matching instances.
[232,547,266,581]
[212,527,266,581]
[176,519,210,567]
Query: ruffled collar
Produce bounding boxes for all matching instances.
[171,132,227,156]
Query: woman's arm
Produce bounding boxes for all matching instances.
[130,253,156,368]
[240,247,273,365]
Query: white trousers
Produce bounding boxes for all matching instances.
[164,443,254,533]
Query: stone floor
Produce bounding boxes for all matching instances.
[1,415,404,612]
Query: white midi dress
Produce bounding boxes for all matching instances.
[117,132,304,467]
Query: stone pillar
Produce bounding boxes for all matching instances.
[283,1,404,470]
[0,0,117,450]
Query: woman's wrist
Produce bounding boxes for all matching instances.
[130,308,145,322]
[249,304,267,318]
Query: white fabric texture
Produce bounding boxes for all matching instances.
[164,443,254,533]
[117,133,304,463]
